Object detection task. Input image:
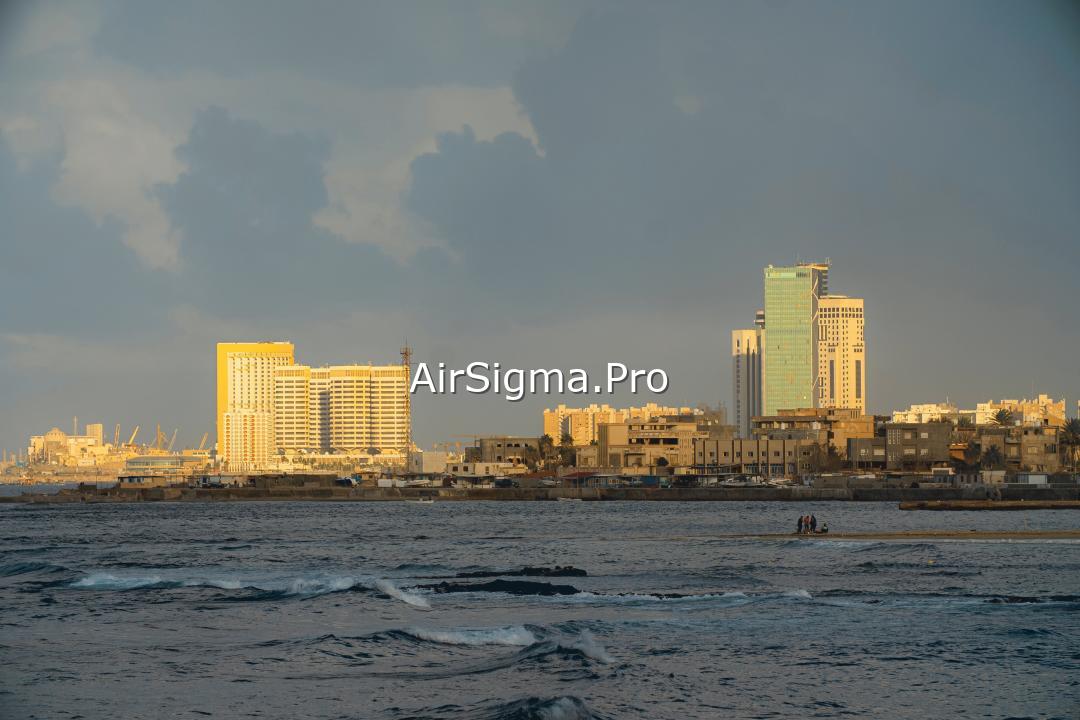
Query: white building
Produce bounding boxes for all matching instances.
[892,402,964,424]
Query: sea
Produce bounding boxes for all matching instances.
[1,500,1077,719]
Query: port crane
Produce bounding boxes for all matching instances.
[127,426,139,446]
[113,424,121,447]
[167,429,178,452]
[198,433,208,452]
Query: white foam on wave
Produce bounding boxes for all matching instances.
[566,630,614,664]
[783,588,813,599]
[70,573,166,590]
[375,579,431,609]
[561,590,750,605]
[406,625,536,646]
[538,697,593,720]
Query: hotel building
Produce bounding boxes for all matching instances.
[216,342,295,471]
[273,363,410,456]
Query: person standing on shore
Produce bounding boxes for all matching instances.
[810,515,817,533]
[797,516,804,534]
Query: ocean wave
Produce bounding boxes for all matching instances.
[374,578,431,609]
[399,625,538,647]
[405,695,604,720]
[66,572,431,607]
[0,560,68,577]
[373,631,616,679]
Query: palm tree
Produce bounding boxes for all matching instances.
[1061,418,1080,470]
[558,433,576,467]
[962,441,981,470]
[539,434,555,461]
[991,408,1015,426]
[981,445,1004,470]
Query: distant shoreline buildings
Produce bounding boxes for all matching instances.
[216,342,410,472]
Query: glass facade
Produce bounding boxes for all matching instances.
[762,265,823,414]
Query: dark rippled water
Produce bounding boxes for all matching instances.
[1,501,1078,719]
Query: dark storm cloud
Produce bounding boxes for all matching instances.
[0,136,172,335]
[404,1,1079,334]
[158,107,402,319]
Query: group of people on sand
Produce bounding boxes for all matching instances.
[796,514,828,534]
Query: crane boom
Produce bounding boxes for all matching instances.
[167,428,178,452]
[198,432,208,451]
[127,426,139,445]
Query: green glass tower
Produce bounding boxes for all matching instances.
[762,263,827,414]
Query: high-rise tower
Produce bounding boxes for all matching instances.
[216,342,295,470]
[762,263,828,414]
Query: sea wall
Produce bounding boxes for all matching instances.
[3,484,1078,504]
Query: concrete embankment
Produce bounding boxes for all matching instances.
[2,484,1078,504]
[899,499,1080,511]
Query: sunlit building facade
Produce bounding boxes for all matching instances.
[216,341,295,471]
[816,295,866,414]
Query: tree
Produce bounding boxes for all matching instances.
[557,433,576,467]
[957,416,974,429]
[991,409,1015,426]
[539,434,555,460]
[962,442,981,470]
[981,445,1004,470]
[1061,418,1080,470]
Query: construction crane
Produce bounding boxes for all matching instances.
[198,433,208,452]
[128,426,139,445]
[167,428,178,452]
[155,424,166,451]
[113,424,121,447]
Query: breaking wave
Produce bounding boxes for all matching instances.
[400,625,538,647]
[66,571,431,607]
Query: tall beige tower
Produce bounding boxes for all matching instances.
[731,325,763,437]
[216,342,295,470]
[816,296,866,413]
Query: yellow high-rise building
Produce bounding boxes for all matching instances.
[816,296,866,414]
[216,342,295,470]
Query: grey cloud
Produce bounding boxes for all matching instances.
[157,107,404,319]
[92,0,580,88]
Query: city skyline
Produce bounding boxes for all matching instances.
[1,1,1078,455]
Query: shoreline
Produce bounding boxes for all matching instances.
[3,484,1080,509]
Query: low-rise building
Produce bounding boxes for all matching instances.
[884,422,953,471]
[977,426,1060,472]
[693,437,816,478]
[597,419,705,469]
[752,408,874,458]
[975,394,1066,427]
[445,461,527,478]
[407,450,450,475]
[891,402,971,425]
[466,436,541,465]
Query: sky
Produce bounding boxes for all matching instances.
[0,0,1078,454]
